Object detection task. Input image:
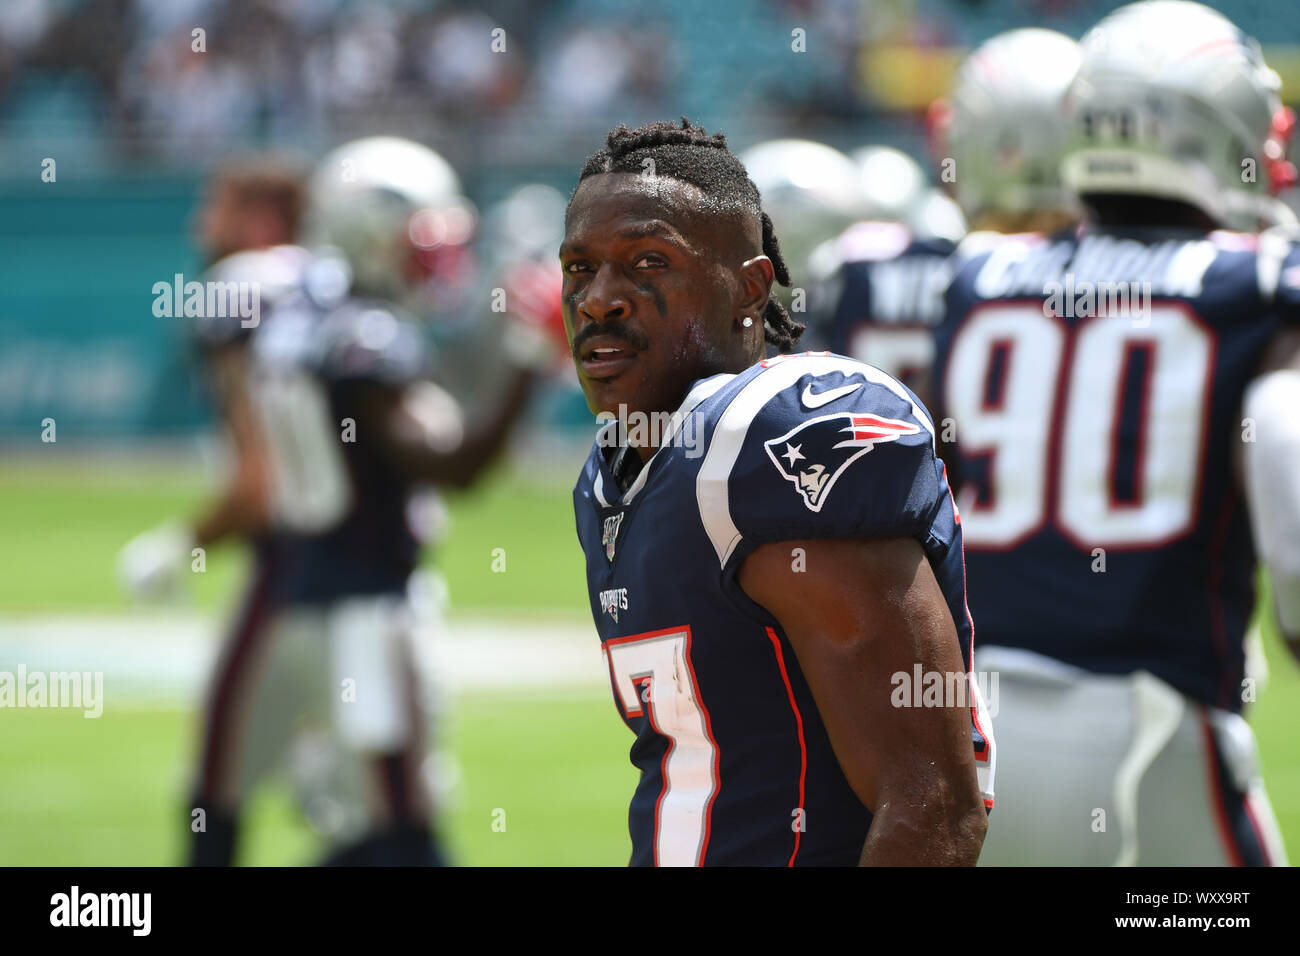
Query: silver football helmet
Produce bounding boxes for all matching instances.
[935,28,1084,226]
[850,145,966,243]
[1061,0,1296,231]
[851,145,928,224]
[481,182,568,264]
[303,136,477,305]
[739,138,865,286]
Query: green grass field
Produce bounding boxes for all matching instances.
[0,454,590,614]
[0,692,633,866]
[2,455,1299,865]
[0,455,630,865]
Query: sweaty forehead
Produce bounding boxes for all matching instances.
[565,172,756,252]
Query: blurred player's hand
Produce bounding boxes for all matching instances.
[117,521,195,601]
[500,259,568,371]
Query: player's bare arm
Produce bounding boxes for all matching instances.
[192,346,271,549]
[190,162,302,550]
[1243,323,1300,658]
[359,366,537,489]
[118,343,273,599]
[739,536,988,866]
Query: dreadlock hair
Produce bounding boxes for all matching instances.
[572,118,804,351]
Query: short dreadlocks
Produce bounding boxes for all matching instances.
[571,118,804,351]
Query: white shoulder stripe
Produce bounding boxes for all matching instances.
[695,355,932,568]
[621,373,735,505]
[592,421,616,507]
[860,363,935,440]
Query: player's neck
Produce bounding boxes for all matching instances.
[1084,195,1217,231]
[605,436,647,492]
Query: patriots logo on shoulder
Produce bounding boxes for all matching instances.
[765,412,920,512]
[602,512,624,562]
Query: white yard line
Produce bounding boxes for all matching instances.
[0,610,606,705]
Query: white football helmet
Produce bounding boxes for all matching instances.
[303,136,477,305]
[934,28,1084,226]
[739,138,865,284]
[1061,0,1296,231]
[481,182,568,264]
[851,145,927,223]
[850,145,966,242]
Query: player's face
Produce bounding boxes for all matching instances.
[561,173,751,421]
[196,182,244,266]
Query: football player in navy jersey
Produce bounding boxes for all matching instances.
[931,29,1084,245]
[933,0,1299,865]
[804,146,964,397]
[223,137,556,867]
[127,138,556,866]
[562,119,995,866]
[923,29,1087,496]
[809,29,1083,405]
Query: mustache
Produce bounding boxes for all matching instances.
[571,321,651,357]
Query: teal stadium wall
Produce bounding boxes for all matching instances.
[0,176,210,441]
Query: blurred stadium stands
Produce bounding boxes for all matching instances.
[3,0,1300,440]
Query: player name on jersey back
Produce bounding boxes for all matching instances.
[969,230,1221,301]
[816,228,957,395]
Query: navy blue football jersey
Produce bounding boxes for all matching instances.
[811,222,956,396]
[249,278,434,604]
[574,353,995,866]
[934,227,1300,711]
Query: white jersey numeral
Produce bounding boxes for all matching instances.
[847,325,936,387]
[604,627,718,867]
[943,305,1065,546]
[945,304,1212,550]
[251,370,353,533]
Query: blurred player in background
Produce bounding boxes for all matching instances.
[934,0,1298,865]
[738,138,865,302]
[808,28,1082,403]
[120,157,309,601]
[803,144,966,397]
[124,136,561,865]
[119,156,310,863]
[931,29,1084,243]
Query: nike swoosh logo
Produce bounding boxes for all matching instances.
[801,382,863,408]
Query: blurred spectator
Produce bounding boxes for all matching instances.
[1,0,1296,170]
[414,6,523,117]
